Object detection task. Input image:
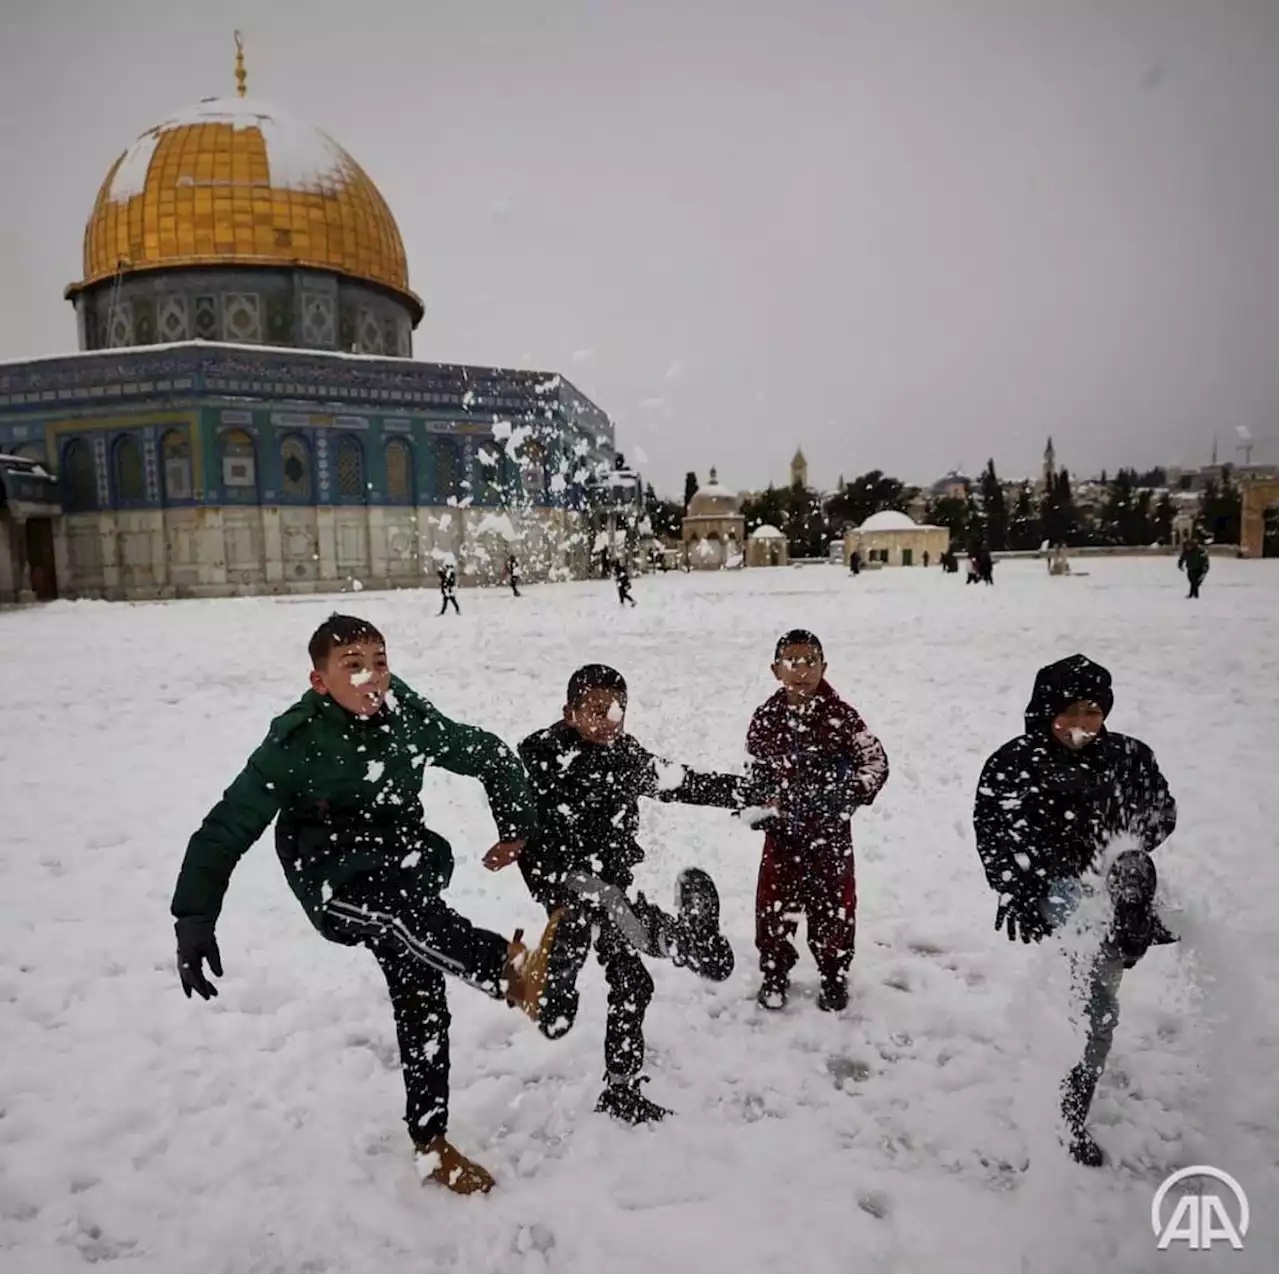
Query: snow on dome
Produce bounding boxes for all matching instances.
[750,524,785,539]
[694,481,734,499]
[107,97,355,203]
[858,510,918,532]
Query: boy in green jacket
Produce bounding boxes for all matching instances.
[170,613,562,1196]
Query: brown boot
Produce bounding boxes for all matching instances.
[503,908,565,1024]
[414,1136,495,1195]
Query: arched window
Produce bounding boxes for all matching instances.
[473,444,501,505]
[432,436,463,504]
[220,429,257,499]
[112,435,146,504]
[161,429,193,502]
[385,437,414,505]
[61,438,98,512]
[280,434,312,502]
[336,434,365,503]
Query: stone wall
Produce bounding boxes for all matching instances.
[54,504,587,600]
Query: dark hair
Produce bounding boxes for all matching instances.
[567,663,628,707]
[308,613,385,666]
[774,629,824,661]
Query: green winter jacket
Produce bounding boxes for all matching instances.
[170,676,536,933]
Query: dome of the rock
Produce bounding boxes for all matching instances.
[69,96,419,316]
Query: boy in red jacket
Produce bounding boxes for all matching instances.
[747,630,889,1011]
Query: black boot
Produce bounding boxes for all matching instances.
[817,974,849,1013]
[1106,850,1178,967]
[595,1075,671,1125]
[668,868,735,981]
[756,971,788,1011]
[1060,1063,1105,1167]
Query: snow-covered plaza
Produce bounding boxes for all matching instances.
[1,556,1275,1274]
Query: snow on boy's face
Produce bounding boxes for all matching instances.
[565,687,626,745]
[310,640,391,717]
[1051,700,1105,751]
[772,643,826,700]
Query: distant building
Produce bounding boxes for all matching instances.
[843,509,949,568]
[746,524,788,568]
[790,447,808,489]
[682,467,745,569]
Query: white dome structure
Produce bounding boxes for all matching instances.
[858,509,919,532]
[750,524,785,539]
[844,507,949,569]
[682,465,745,570]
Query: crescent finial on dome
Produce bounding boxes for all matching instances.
[234,30,247,98]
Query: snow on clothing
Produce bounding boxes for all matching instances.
[972,654,1178,1156]
[973,654,1177,910]
[170,676,536,1143]
[746,681,889,983]
[517,721,750,1079]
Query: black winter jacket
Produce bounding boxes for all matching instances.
[517,721,750,905]
[974,655,1177,905]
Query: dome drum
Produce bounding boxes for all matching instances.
[71,265,414,355]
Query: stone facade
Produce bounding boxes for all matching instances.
[746,526,788,568]
[1239,474,1279,559]
[681,468,745,569]
[0,344,614,602]
[844,511,949,567]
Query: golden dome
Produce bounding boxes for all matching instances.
[68,96,422,321]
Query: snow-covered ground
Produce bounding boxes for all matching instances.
[1,557,1276,1274]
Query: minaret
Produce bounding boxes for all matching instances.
[234,30,248,97]
[1042,436,1056,490]
[790,447,808,489]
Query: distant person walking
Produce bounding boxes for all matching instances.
[1177,538,1209,599]
[505,555,522,598]
[614,560,637,608]
[438,562,461,615]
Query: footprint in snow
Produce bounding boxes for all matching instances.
[858,1190,892,1219]
[826,1055,873,1085]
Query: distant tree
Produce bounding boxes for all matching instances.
[824,469,912,532]
[925,495,971,545]
[1198,471,1242,544]
[1007,481,1041,550]
[643,482,684,541]
[1136,466,1168,488]
[784,480,829,558]
[683,471,699,511]
[1153,491,1176,545]
[979,459,1009,551]
[1041,468,1080,546]
[741,484,788,538]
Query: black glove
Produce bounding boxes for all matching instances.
[176,916,223,1000]
[995,893,1050,944]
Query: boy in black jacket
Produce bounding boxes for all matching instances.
[489,664,758,1123]
[974,654,1178,1166]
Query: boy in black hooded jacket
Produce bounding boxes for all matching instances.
[974,654,1178,1165]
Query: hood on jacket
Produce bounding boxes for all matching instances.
[1023,654,1114,734]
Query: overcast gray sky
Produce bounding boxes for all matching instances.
[0,0,1274,496]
